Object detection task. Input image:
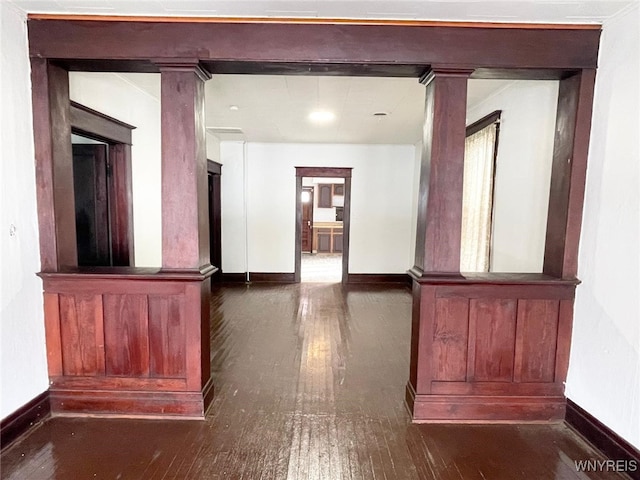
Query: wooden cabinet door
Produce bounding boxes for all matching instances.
[317,229,332,252]
[333,233,343,252]
[318,184,333,208]
[333,184,344,196]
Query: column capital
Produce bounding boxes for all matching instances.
[153,59,211,81]
[419,66,475,85]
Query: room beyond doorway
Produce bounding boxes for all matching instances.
[300,176,344,283]
[295,167,352,284]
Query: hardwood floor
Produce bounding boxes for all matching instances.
[1,283,626,479]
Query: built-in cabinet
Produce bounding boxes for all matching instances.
[313,222,343,253]
[317,183,344,208]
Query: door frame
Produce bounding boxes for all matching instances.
[207,160,222,281]
[70,101,136,266]
[295,167,352,284]
[301,186,314,253]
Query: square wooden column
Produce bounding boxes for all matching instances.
[407,68,472,418]
[160,63,211,270]
[411,68,473,276]
[159,62,214,414]
[544,69,597,279]
[30,59,77,270]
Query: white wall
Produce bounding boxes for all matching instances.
[220,141,248,273]
[221,142,416,273]
[566,4,640,450]
[206,132,221,163]
[0,3,49,419]
[68,72,162,268]
[466,80,559,273]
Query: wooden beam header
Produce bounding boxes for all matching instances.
[28,18,601,72]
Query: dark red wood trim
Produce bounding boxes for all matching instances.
[347,273,411,285]
[1,391,50,451]
[27,20,601,72]
[411,393,566,423]
[566,399,640,475]
[414,68,472,274]
[27,15,602,29]
[31,59,77,270]
[207,160,222,175]
[341,177,352,285]
[249,273,296,283]
[466,110,501,137]
[408,271,580,286]
[108,143,135,266]
[544,69,596,278]
[159,64,211,269]
[295,167,353,178]
[70,101,134,144]
[49,388,208,419]
[38,265,216,282]
[220,273,247,283]
[294,176,303,283]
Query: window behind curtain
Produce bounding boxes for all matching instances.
[460,112,500,272]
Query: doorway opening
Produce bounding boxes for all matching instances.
[69,101,135,267]
[300,178,345,282]
[295,167,352,284]
[207,160,222,282]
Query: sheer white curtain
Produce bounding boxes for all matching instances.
[460,123,498,272]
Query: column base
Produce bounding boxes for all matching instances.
[406,383,565,424]
[50,378,214,419]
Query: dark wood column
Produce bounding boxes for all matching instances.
[408,68,472,409]
[30,59,76,270]
[544,69,597,279]
[411,68,473,276]
[158,62,214,411]
[159,62,212,270]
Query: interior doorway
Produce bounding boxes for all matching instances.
[69,102,135,267]
[72,138,111,266]
[301,186,314,254]
[295,167,352,284]
[207,160,222,281]
[300,178,344,283]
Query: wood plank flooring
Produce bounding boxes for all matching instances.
[1,283,627,479]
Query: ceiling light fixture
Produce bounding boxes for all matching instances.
[229,105,239,111]
[308,110,335,124]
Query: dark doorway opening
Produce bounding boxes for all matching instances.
[208,160,222,281]
[70,101,135,267]
[72,140,111,266]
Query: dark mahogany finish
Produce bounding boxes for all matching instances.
[566,399,640,476]
[26,17,599,423]
[544,70,597,278]
[27,19,600,72]
[39,268,214,418]
[407,273,578,422]
[413,68,472,274]
[159,63,211,269]
[1,284,623,479]
[31,59,77,270]
[0,391,50,451]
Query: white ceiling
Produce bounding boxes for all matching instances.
[6,0,637,23]
[117,73,514,143]
[13,0,636,144]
